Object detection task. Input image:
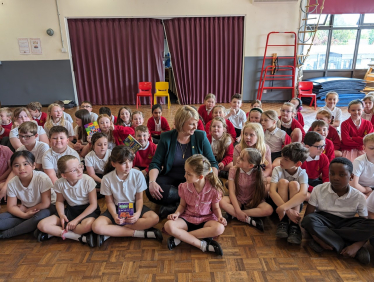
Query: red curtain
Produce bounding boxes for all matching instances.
[164,17,244,104]
[68,18,164,105]
[310,0,374,14]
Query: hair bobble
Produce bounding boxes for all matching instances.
[255,164,266,171]
[209,167,213,173]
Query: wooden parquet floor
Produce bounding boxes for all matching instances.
[4,102,373,282]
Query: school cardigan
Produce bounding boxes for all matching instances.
[147,116,170,135]
[149,129,218,175]
[205,119,236,140]
[0,127,10,138]
[198,105,213,124]
[341,118,374,151]
[197,119,205,131]
[324,138,335,162]
[278,117,305,140]
[33,112,47,127]
[207,134,234,166]
[307,125,341,151]
[112,125,135,145]
[296,112,305,127]
[133,142,157,173]
[131,125,152,142]
[301,153,329,191]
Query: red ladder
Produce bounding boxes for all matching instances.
[256,32,297,101]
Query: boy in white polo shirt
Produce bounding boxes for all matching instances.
[42,126,80,184]
[350,133,374,198]
[225,94,246,143]
[16,122,49,170]
[302,158,374,265]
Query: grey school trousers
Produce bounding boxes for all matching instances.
[301,211,374,253]
[0,205,56,238]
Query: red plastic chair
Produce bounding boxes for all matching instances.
[298,81,316,110]
[136,82,153,109]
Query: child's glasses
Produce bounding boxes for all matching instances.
[311,144,326,150]
[64,164,84,174]
[18,134,36,140]
[280,109,292,114]
[81,105,92,109]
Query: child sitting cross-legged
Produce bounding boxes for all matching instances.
[205,105,236,141]
[220,148,273,231]
[350,133,374,198]
[269,142,309,244]
[133,125,157,177]
[302,158,374,265]
[301,132,329,200]
[37,155,100,247]
[164,154,226,256]
[92,146,162,247]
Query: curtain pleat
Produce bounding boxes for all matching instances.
[68,18,164,105]
[164,17,244,104]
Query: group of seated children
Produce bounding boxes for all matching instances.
[1,91,374,262]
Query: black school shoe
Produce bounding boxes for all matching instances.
[145,227,163,242]
[355,246,370,265]
[34,229,49,242]
[79,232,95,248]
[97,234,105,248]
[203,238,223,256]
[247,217,264,232]
[276,221,289,239]
[287,223,302,245]
[167,236,178,250]
[159,205,178,219]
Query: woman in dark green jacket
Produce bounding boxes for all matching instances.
[147,106,218,218]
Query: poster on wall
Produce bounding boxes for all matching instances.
[30,38,42,54]
[18,38,30,54]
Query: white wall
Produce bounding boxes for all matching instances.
[0,0,300,61]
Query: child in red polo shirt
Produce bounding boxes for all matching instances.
[279,102,305,142]
[133,125,157,177]
[198,93,216,124]
[301,132,329,200]
[27,102,47,127]
[315,110,342,157]
[147,104,170,144]
[310,120,335,162]
[0,107,12,139]
[205,105,236,140]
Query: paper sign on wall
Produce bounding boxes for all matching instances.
[30,38,42,54]
[18,38,30,54]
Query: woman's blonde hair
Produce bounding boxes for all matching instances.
[44,103,66,131]
[204,93,216,102]
[209,117,232,162]
[97,114,114,143]
[234,148,265,209]
[185,154,224,195]
[240,123,268,165]
[174,106,199,132]
[12,107,32,128]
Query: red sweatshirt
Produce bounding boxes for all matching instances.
[341,118,374,151]
[133,142,157,173]
[301,153,329,192]
[296,112,304,127]
[0,127,10,138]
[324,138,334,162]
[1,122,12,131]
[113,125,135,145]
[131,125,152,142]
[33,112,47,127]
[197,119,204,131]
[147,116,170,135]
[205,119,236,140]
[198,105,213,124]
[279,117,305,140]
[207,134,234,166]
[307,125,341,151]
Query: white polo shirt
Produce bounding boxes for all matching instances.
[264,127,286,153]
[7,170,56,207]
[362,112,373,122]
[366,191,374,213]
[309,182,367,218]
[44,120,75,138]
[42,146,80,174]
[271,166,308,184]
[226,109,246,129]
[85,149,112,174]
[154,118,162,132]
[63,112,73,124]
[54,174,96,206]
[17,141,50,165]
[321,106,342,122]
[100,169,147,205]
[90,112,98,123]
[10,126,46,141]
[352,154,374,188]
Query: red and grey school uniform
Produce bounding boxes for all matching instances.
[205,119,236,141]
[133,141,157,173]
[323,138,335,162]
[207,134,233,166]
[147,116,170,143]
[278,117,305,141]
[295,112,304,127]
[301,154,329,192]
[198,105,213,125]
[33,112,47,127]
[341,118,374,152]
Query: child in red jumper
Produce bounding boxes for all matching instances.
[301,132,329,200]
[205,105,236,140]
[133,125,157,178]
[147,104,170,145]
[27,102,47,127]
[246,100,262,118]
[290,97,304,127]
[278,102,305,142]
[341,100,374,162]
[198,93,216,124]
[310,120,335,162]
[207,117,234,179]
[132,111,152,142]
[0,107,12,139]
[247,108,263,124]
[315,110,342,157]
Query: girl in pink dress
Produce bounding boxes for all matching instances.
[164,154,227,256]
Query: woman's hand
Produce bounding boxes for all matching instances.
[149,182,164,200]
[167,213,179,220]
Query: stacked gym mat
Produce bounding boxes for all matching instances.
[303,77,366,107]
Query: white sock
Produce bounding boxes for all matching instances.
[80,236,87,243]
[246,216,256,226]
[103,235,110,241]
[174,238,181,246]
[133,230,145,238]
[62,231,81,241]
[200,240,216,252]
